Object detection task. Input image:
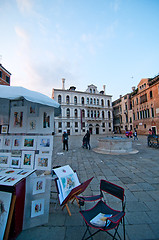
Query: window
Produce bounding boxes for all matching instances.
[87,110,90,118]
[0,71,2,78]
[108,111,111,119]
[130,117,132,123]
[90,89,92,93]
[137,112,139,120]
[97,111,100,118]
[93,89,95,93]
[82,109,85,118]
[58,122,62,128]
[102,111,104,119]
[144,110,147,118]
[109,123,111,128]
[94,110,96,118]
[151,108,154,118]
[101,99,104,106]
[107,100,110,107]
[91,110,93,118]
[81,97,84,105]
[82,122,85,128]
[136,98,138,105]
[140,94,147,104]
[74,96,77,105]
[74,109,78,118]
[90,98,92,104]
[97,99,99,105]
[75,129,78,132]
[125,103,127,111]
[94,98,96,105]
[66,108,70,117]
[67,122,70,127]
[66,95,70,104]
[147,109,150,118]
[102,122,105,127]
[150,91,153,99]
[144,124,146,129]
[58,129,62,133]
[6,76,10,84]
[87,97,89,104]
[75,122,78,127]
[58,95,61,104]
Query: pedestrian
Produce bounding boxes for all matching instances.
[62,130,68,151]
[149,129,152,135]
[133,128,138,140]
[86,130,91,150]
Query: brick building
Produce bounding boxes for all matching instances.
[0,64,11,86]
[131,75,159,135]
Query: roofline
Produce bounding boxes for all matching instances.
[0,64,12,75]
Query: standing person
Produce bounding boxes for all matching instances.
[86,130,91,150]
[133,128,138,140]
[62,130,68,151]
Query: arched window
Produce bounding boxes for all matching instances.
[102,111,104,119]
[90,89,92,93]
[97,111,100,118]
[82,109,85,118]
[87,110,90,118]
[87,97,89,104]
[66,95,70,104]
[94,110,96,118]
[97,99,99,105]
[81,97,84,105]
[91,110,93,118]
[101,99,104,106]
[74,109,78,118]
[66,108,70,117]
[93,89,95,94]
[107,100,110,107]
[94,98,96,105]
[58,95,61,104]
[108,111,111,119]
[74,96,77,105]
[90,98,92,104]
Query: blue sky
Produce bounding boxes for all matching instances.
[1,0,159,100]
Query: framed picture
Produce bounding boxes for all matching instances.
[1,125,8,134]
[35,154,51,171]
[3,136,12,150]
[27,117,39,134]
[12,136,22,150]
[22,136,37,150]
[39,107,54,133]
[31,199,44,218]
[0,191,12,239]
[10,157,21,168]
[32,177,46,195]
[1,175,21,186]
[11,150,22,157]
[9,106,27,133]
[37,136,53,150]
[21,151,35,169]
[0,136,3,149]
[28,103,38,117]
[0,153,11,167]
[39,150,52,155]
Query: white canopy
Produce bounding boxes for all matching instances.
[0,85,60,108]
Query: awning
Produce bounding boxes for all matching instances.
[0,85,60,108]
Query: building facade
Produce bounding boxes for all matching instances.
[131,75,159,135]
[113,75,159,135]
[112,93,133,134]
[0,64,11,86]
[52,79,113,135]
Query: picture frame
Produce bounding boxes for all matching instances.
[21,151,35,169]
[12,136,22,150]
[3,136,12,150]
[0,153,11,167]
[37,136,53,150]
[0,191,12,239]
[1,125,8,134]
[39,107,54,133]
[9,106,27,133]
[32,177,46,195]
[22,136,37,150]
[10,157,21,169]
[31,199,45,218]
[28,103,38,117]
[35,154,51,171]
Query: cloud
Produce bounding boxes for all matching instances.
[16,0,33,14]
[111,0,120,12]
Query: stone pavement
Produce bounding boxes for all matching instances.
[17,134,159,240]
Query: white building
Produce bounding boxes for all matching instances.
[52,79,113,135]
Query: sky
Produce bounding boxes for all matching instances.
[1,0,159,101]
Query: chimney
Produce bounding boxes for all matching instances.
[103,85,106,94]
[132,86,135,92]
[62,78,65,90]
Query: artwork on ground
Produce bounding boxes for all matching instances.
[0,191,12,240]
[31,199,44,218]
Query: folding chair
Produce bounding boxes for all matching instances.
[77,179,126,240]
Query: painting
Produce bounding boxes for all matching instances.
[29,119,36,130]
[9,106,27,133]
[3,136,12,150]
[0,153,11,167]
[1,125,8,134]
[21,151,35,169]
[37,136,53,150]
[22,136,37,150]
[39,108,54,133]
[0,191,12,240]
[31,199,44,218]
[10,157,21,168]
[28,103,38,117]
[0,175,21,186]
[32,177,46,195]
[35,154,51,171]
[12,136,22,150]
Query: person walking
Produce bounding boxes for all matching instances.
[133,128,138,140]
[86,130,91,150]
[62,130,68,151]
